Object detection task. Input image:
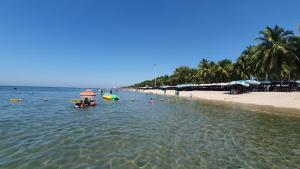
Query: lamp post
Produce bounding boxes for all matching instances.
[154,64,157,87]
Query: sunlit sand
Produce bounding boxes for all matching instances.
[138,89,300,111]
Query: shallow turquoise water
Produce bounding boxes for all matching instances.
[0,86,300,168]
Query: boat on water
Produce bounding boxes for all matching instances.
[9,98,23,102]
[102,93,119,100]
[74,89,97,108]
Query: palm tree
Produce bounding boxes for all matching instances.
[234,45,264,80]
[131,25,300,88]
[254,25,297,80]
[198,59,214,83]
[295,36,300,79]
[189,68,198,83]
[284,31,300,80]
[171,66,196,85]
[234,53,250,80]
[214,59,233,82]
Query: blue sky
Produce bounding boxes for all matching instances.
[0,0,299,87]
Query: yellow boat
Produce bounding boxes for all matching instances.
[9,98,23,102]
[102,94,119,100]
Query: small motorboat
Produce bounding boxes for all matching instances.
[102,94,119,100]
[74,89,97,108]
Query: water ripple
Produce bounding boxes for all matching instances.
[0,88,300,168]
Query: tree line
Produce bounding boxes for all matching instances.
[131,25,300,88]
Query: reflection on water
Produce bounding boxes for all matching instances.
[0,86,299,168]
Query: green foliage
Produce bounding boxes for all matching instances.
[171,66,198,84]
[130,25,300,87]
[198,59,214,83]
[253,25,297,80]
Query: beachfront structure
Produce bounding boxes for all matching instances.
[137,80,300,94]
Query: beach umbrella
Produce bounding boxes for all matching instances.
[80,89,96,96]
[296,80,300,87]
[259,80,271,84]
[80,95,95,100]
[176,84,186,88]
[229,81,250,87]
[80,89,96,99]
[161,85,173,89]
[245,79,260,85]
[218,83,229,86]
[229,81,237,85]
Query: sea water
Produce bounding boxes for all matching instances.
[0,86,299,168]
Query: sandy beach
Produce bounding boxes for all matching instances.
[137,89,300,114]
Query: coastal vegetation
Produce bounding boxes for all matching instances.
[132,25,300,87]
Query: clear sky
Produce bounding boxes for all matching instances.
[0,0,299,87]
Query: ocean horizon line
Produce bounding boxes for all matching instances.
[0,85,87,89]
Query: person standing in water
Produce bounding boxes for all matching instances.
[81,97,90,107]
[150,98,154,104]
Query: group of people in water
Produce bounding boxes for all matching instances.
[76,97,154,108]
[75,98,96,108]
[75,88,155,108]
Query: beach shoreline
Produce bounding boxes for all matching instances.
[136,89,300,117]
